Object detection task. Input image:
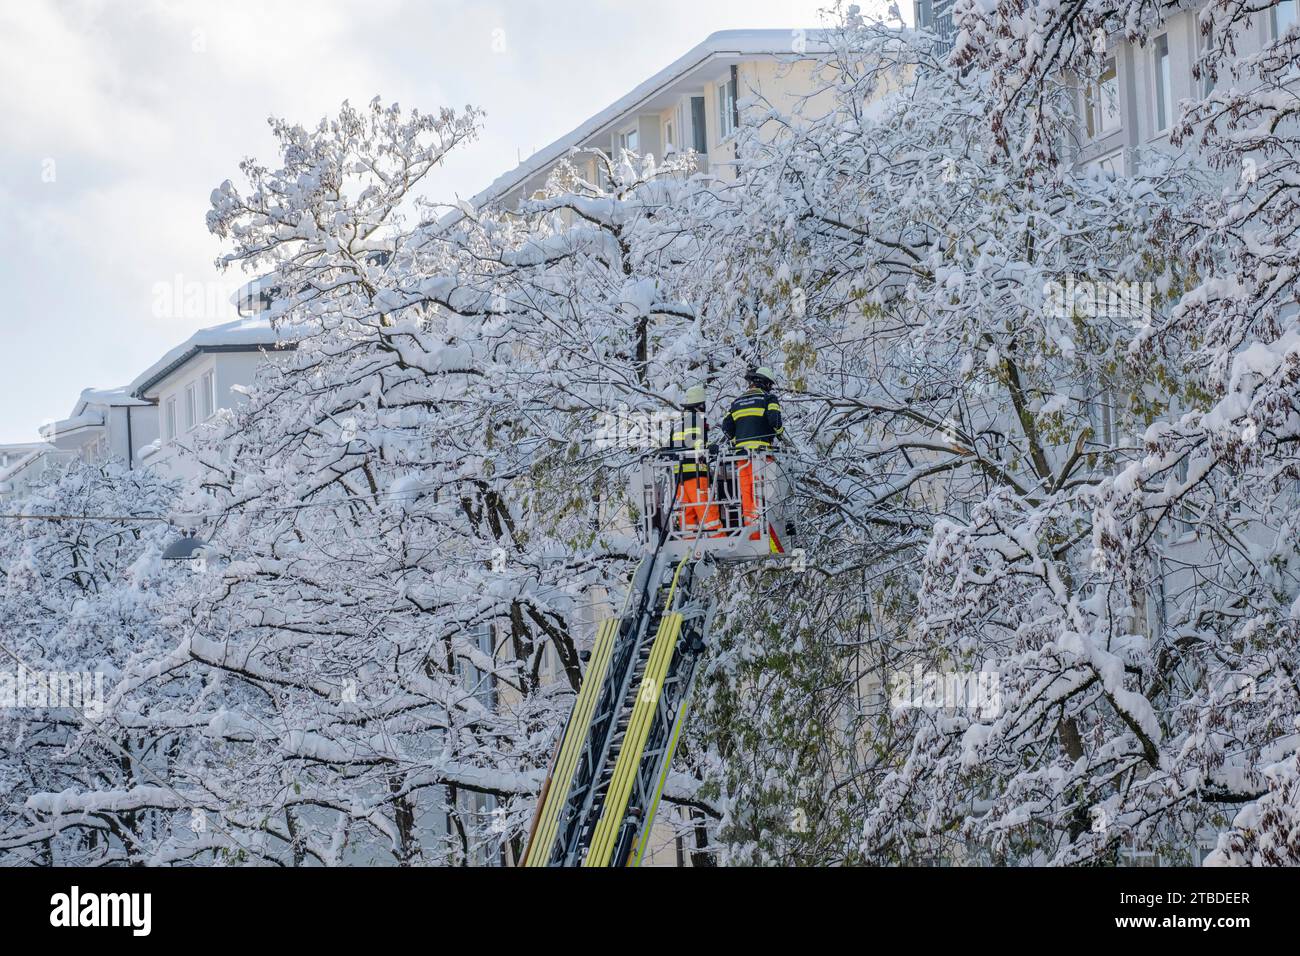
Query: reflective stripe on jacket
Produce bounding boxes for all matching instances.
[722,387,783,448]
[668,409,708,475]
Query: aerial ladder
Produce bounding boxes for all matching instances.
[523,449,792,867]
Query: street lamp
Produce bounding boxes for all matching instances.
[161,534,207,561]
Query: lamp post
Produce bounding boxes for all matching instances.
[161,534,207,562]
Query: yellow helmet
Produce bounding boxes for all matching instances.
[746,366,776,388]
[683,384,706,407]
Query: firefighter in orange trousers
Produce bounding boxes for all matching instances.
[667,384,723,537]
[722,366,783,540]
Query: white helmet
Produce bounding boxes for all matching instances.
[683,384,706,407]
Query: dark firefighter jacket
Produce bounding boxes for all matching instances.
[666,408,709,476]
[722,387,783,449]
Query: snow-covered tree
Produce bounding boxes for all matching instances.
[822,2,1300,863]
[0,461,190,865]
[169,97,744,863]
[11,1,1297,868]
[178,11,1298,865]
[675,11,1293,865]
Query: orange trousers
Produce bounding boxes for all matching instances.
[675,474,722,535]
[736,455,771,539]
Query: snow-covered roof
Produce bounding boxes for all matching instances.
[129,316,296,398]
[29,386,159,446]
[0,445,53,484]
[0,441,50,454]
[71,386,152,415]
[468,28,829,210]
[39,411,105,439]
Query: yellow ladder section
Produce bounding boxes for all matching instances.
[522,615,620,866]
[581,610,684,867]
[628,690,693,867]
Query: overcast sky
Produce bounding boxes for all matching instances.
[0,0,898,443]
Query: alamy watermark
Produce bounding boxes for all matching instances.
[151,274,237,321]
[889,665,1002,719]
[50,886,151,936]
[1,665,105,720]
[590,405,680,451]
[1044,274,1154,325]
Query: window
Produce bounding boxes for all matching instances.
[1153,34,1173,132]
[690,96,707,152]
[663,120,674,153]
[1274,0,1296,38]
[201,370,215,419]
[915,0,955,44]
[1199,27,1216,98]
[618,125,638,154]
[165,397,177,441]
[717,72,737,139]
[1088,384,1117,451]
[185,383,197,431]
[1085,57,1121,138]
[1088,150,1123,177]
[458,623,498,710]
[1174,457,1195,535]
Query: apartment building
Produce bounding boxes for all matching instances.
[128,313,292,481]
[916,0,1297,175]
[1,288,294,500]
[0,388,155,504]
[1079,1,1295,174]
[471,29,837,212]
[40,387,158,466]
[0,442,67,502]
[910,0,1300,865]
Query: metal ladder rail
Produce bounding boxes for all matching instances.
[546,583,658,864]
[613,585,712,867]
[569,556,691,863]
[580,558,696,867]
[554,551,690,865]
[570,615,661,853]
[555,556,657,828]
[580,609,685,866]
[548,467,685,863]
[522,556,650,866]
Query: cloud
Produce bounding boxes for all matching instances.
[0,3,171,160]
[0,0,842,441]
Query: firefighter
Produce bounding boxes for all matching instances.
[667,384,722,537]
[722,366,783,539]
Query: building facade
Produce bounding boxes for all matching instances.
[127,315,292,481]
[1,308,293,501]
[470,29,837,212]
[915,0,1298,175]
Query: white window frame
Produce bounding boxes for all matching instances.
[1086,148,1124,178]
[717,75,737,140]
[1084,56,1121,139]
[1199,26,1217,99]
[165,397,177,441]
[663,119,674,153]
[1273,0,1296,38]
[185,383,197,431]
[201,370,215,419]
[1153,34,1173,133]
[618,125,639,154]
